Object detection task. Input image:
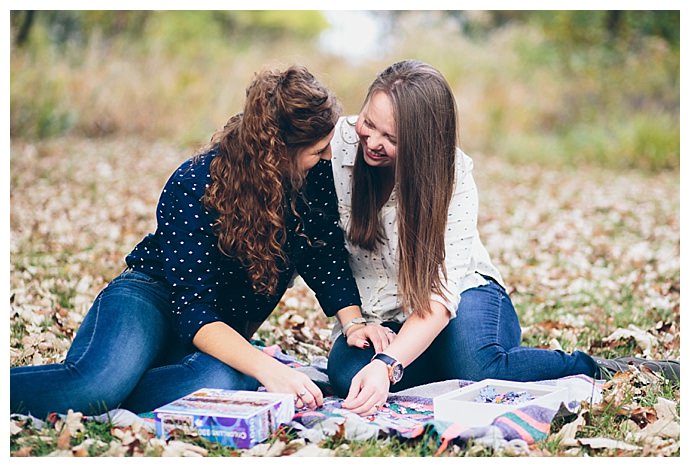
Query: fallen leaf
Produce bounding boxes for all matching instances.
[10,419,25,436]
[14,446,33,456]
[576,437,641,452]
[56,427,72,450]
[602,325,655,357]
[555,411,586,445]
[162,440,208,457]
[635,398,680,440]
[288,443,335,456]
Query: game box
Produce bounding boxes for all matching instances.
[154,388,295,448]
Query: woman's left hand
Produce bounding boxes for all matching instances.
[340,359,390,416]
[346,323,396,354]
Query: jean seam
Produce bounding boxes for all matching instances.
[69,289,103,369]
[491,285,502,347]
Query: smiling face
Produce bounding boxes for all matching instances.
[354,91,397,169]
[295,129,335,173]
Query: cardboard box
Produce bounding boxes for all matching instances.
[154,388,295,448]
[433,379,568,427]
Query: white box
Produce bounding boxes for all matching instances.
[433,379,568,427]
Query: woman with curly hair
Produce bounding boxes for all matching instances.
[11,65,372,419]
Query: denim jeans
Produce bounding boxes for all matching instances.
[10,270,258,419]
[327,277,598,397]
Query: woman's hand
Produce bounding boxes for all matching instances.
[340,359,390,416]
[346,323,396,354]
[258,363,323,410]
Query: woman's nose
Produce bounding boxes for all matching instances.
[367,132,383,150]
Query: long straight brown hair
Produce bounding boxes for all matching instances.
[349,60,457,317]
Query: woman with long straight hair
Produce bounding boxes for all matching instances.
[326,60,679,415]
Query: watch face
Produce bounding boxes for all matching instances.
[391,363,404,384]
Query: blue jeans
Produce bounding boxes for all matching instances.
[10,270,258,419]
[327,277,598,397]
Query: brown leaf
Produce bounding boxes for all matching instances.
[576,437,641,452]
[635,398,680,440]
[14,446,33,457]
[629,406,657,428]
[72,446,89,457]
[56,427,72,450]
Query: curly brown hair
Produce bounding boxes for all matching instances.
[202,65,339,295]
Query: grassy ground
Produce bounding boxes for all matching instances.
[9,12,680,456]
[9,136,680,456]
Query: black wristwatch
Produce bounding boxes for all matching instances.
[371,353,404,385]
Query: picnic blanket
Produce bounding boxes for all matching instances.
[262,344,604,454]
[13,343,603,455]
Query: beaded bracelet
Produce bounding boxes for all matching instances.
[342,317,367,337]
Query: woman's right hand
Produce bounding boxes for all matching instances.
[257,363,323,410]
[341,359,390,416]
[346,323,396,354]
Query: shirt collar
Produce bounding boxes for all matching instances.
[340,116,359,167]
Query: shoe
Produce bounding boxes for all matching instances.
[593,356,680,383]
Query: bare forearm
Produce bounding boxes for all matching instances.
[192,321,282,383]
[335,305,363,325]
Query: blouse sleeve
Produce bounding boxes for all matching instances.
[429,152,480,318]
[156,164,225,345]
[297,160,362,316]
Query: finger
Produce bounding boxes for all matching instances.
[365,401,385,416]
[294,396,305,410]
[344,374,362,403]
[305,381,324,407]
[346,329,371,350]
[384,328,396,347]
[298,393,317,410]
[343,383,374,410]
[348,393,381,415]
[368,332,386,354]
[295,389,316,409]
[348,333,370,349]
[297,387,321,410]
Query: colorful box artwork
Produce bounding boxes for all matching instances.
[154,388,295,448]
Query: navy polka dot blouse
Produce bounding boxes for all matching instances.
[125,149,361,345]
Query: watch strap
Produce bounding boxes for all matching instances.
[372,353,397,366]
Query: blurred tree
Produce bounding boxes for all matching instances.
[526,10,679,50]
[12,10,35,46]
[371,10,679,50]
[9,10,328,51]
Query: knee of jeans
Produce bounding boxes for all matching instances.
[327,346,370,398]
[327,361,353,398]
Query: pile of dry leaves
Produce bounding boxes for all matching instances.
[10,138,680,456]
